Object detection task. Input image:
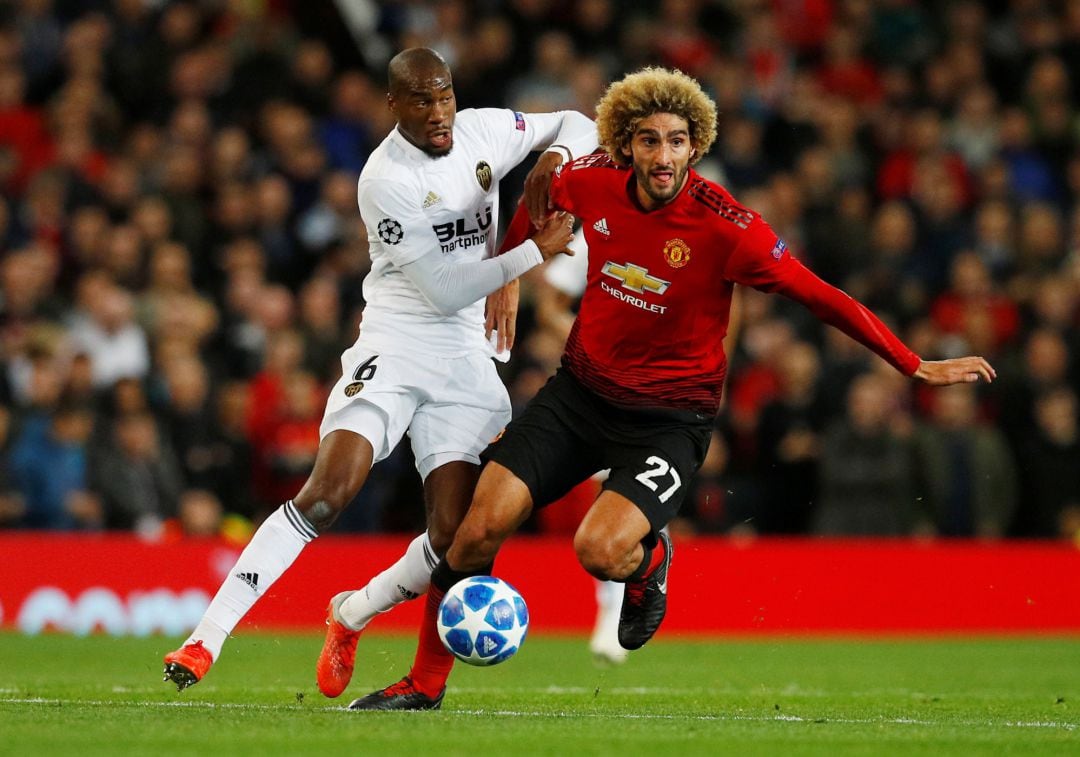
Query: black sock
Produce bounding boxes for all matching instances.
[623,543,653,583]
[430,558,496,592]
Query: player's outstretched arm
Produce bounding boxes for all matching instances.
[766,260,998,386]
[912,357,996,385]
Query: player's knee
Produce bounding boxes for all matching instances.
[293,479,357,532]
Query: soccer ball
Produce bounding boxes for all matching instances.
[437,576,529,666]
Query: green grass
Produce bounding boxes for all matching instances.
[0,632,1077,756]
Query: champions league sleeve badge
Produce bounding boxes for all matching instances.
[377,218,404,245]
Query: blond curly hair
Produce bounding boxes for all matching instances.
[595,67,718,166]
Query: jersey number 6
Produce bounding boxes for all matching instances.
[353,355,379,382]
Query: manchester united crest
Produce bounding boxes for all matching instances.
[662,238,691,269]
[475,161,492,192]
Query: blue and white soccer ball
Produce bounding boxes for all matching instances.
[437,576,529,666]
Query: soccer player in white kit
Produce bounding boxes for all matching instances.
[162,47,596,693]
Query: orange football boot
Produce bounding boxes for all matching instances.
[163,640,213,691]
[316,591,363,698]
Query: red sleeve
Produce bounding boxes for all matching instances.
[722,218,920,376]
[771,257,921,376]
[497,200,535,255]
[498,161,579,255]
[548,162,575,215]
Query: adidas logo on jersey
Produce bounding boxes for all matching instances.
[236,572,259,591]
[423,191,441,209]
[593,218,611,236]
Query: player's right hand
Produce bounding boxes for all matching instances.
[523,151,563,226]
[913,356,996,385]
[532,211,575,261]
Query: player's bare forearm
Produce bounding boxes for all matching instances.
[485,279,520,352]
[912,357,996,385]
[523,151,564,226]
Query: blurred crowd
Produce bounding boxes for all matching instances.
[0,0,1078,542]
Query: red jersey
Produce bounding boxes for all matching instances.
[518,154,920,414]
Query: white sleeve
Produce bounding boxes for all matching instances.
[474,108,597,171]
[357,179,438,268]
[399,241,543,316]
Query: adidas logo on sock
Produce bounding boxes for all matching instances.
[236,572,259,590]
[593,217,610,236]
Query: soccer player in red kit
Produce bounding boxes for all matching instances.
[348,67,996,711]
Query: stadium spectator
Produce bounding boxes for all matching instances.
[258,369,322,507]
[296,274,348,383]
[755,340,826,535]
[930,250,1021,358]
[159,354,219,493]
[814,371,919,536]
[67,272,150,389]
[1014,386,1080,539]
[0,405,25,527]
[9,400,100,530]
[997,326,1073,445]
[913,383,1017,538]
[90,409,184,535]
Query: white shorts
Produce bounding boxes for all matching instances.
[320,342,511,480]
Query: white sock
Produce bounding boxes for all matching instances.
[337,531,437,631]
[592,579,624,641]
[184,501,317,659]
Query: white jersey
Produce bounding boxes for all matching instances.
[357,108,580,358]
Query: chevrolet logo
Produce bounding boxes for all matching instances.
[601,261,670,294]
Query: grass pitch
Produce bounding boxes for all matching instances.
[0,632,1077,756]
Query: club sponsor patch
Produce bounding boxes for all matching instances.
[771,239,788,260]
[514,111,526,131]
[344,381,364,396]
[377,218,403,245]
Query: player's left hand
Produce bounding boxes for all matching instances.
[523,151,564,226]
[913,356,996,385]
[485,278,520,353]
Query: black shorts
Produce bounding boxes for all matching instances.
[482,368,713,539]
